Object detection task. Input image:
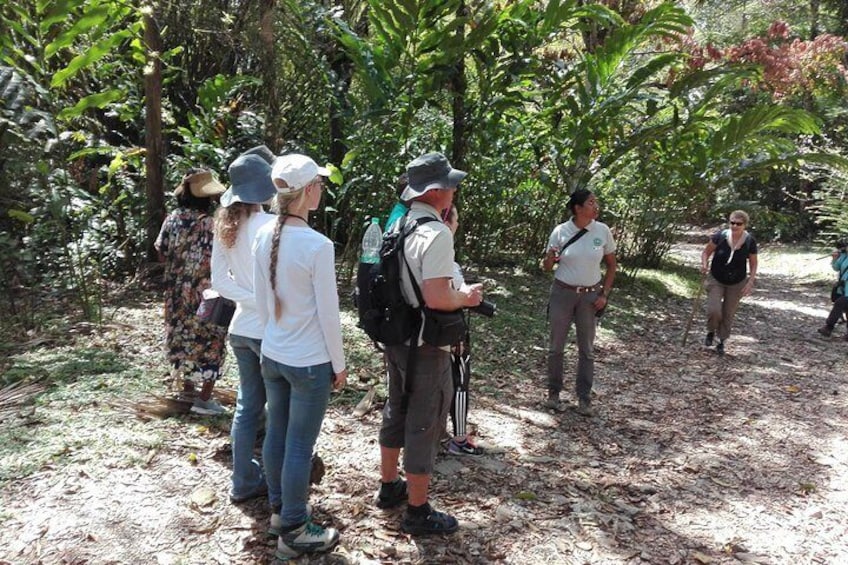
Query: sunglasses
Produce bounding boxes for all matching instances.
[729,221,744,226]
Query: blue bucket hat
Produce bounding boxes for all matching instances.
[240,144,276,165]
[221,154,277,207]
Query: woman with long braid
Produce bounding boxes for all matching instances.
[253,153,346,560]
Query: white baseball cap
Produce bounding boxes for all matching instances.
[271,154,330,193]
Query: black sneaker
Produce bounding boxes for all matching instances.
[401,503,458,536]
[705,332,714,346]
[716,341,725,355]
[376,478,408,509]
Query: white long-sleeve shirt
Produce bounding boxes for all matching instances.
[253,223,346,374]
[211,211,277,339]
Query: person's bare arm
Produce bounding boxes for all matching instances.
[422,278,483,311]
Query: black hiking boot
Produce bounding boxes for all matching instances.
[401,502,458,536]
[716,340,725,356]
[705,331,714,346]
[376,478,408,509]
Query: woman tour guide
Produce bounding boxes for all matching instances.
[541,189,617,417]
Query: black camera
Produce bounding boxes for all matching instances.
[469,300,496,317]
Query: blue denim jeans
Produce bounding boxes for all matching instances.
[261,358,332,527]
[229,334,266,499]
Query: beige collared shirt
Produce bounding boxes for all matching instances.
[399,201,455,308]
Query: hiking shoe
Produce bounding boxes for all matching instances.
[716,341,725,356]
[230,482,267,504]
[576,398,594,417]
[705,331,715,346]
[543,393,567,413]
[275,519,339,560]
[447,438,484,456]
[376,478,408,509]
[401,503,459,536]
[190,398,226,415]
[268,504,313,537]
[818,325,833,337]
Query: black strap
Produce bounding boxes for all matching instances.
[546,227,588,324]
[393,212,439,409]
[559,228,588,256]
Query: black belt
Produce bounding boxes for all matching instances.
[554,279,601,293]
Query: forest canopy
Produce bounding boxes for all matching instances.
[2,0,848,327]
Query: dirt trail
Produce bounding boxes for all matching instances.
[1,244,846,564]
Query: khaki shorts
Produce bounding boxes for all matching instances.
[379,343,452,475]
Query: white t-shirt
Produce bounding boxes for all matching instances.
[546,219,616,286]
[253,223,346,373]
[212,211,276,339]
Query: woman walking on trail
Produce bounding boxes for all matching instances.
[817,241,848,340]
[253,153,347,560]
[443,204,484,456]
[155,168,228,415]
[211,149,277,504]
[541,189,617,417]
[701,210,758,355]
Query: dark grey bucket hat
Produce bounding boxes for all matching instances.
[221,154,277,207]
[400,152,467,202]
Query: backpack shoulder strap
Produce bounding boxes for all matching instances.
[398,215,439,308]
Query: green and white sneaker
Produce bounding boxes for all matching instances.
[275,519,339,560]
[268,504,312,537]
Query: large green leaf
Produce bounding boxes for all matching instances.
[44,4,112,59]
[56,88,124,120]
[50,29,132,87]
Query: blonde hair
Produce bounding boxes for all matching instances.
[214,202,253,248]
[730,210,750,225]
[268,186,308,321]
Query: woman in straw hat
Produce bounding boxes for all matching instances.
[155,168,228,415]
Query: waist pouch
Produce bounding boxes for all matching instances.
[421,307,467,347]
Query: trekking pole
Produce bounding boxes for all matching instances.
[681,274,707,347]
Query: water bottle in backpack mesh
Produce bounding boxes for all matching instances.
[360,217,382,264]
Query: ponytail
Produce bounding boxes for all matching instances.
[269,214,285,321]
[267,189,308,322]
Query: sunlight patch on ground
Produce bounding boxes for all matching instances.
[752,297,828,318]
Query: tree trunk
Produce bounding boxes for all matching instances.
[259,0,280,147]
[144,11,165,265]
[450,1,468,171]
[810,0,820,39]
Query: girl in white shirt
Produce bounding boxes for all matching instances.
[211,149,277,504]
[253,153,346,561]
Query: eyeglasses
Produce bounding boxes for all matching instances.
[729,221,744,226]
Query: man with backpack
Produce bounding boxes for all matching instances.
[374,152,484,536]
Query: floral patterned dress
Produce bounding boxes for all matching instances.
[155,207,227,382]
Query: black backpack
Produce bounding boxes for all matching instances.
[356,215,436,345]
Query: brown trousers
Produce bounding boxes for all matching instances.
[705,274,748,341]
